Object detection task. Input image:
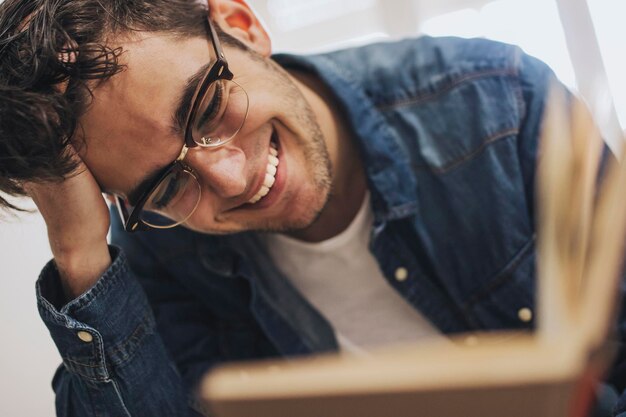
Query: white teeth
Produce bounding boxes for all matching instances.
[266,163,277,177]
[247,141,279,204]
[264,172,275,188]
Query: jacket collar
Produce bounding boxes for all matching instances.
[273,52,419,224]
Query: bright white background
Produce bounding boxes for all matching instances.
[1,0,623,416]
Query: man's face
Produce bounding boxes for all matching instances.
[78,31,332,235]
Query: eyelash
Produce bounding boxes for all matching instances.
[152,176,181,209]
[197,82,224,129]
[150,81,227,209]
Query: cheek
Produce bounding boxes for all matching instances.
[239,122,273,158]
[239,68,303,128]
[191,191,219,219]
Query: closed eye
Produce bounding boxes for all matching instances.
[151,176,182,209]
[196,81,224,129]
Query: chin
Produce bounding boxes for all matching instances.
[183,204,322,236]
[266,186,331,233]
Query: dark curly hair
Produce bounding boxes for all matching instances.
[0,0,242,211]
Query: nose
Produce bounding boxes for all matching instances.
[186,145,248,199]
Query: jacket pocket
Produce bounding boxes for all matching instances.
[463,236,536,331]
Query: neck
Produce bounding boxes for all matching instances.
[284,70,367,243]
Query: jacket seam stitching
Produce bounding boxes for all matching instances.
[462,235,535,309]
[63,357,103,368]
[376,68,518,111]
[413,127,519,174]
[108,378,132,417]
[106,311,155,366]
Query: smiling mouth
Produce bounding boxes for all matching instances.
[247,135,279,204]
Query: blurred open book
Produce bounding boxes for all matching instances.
[199,89,626,417]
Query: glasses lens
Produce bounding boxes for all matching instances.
[139,168,201,228]
[192,79,249,147]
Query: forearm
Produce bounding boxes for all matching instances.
[38,246,198,417]
[24,155,113,299]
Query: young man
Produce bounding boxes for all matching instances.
[1,0,624,416]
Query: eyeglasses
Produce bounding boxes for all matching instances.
[114,16,249,232]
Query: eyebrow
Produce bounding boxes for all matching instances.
[124,62,213,204]
[173,62,213,135]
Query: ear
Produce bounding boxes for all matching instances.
[207,0,271,57]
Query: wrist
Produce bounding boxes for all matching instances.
[54,242,112,299]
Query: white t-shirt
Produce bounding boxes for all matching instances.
[263,193,444,353]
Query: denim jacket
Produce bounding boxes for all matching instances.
[36,36,626,416]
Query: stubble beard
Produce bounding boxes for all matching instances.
[249,59,333,234]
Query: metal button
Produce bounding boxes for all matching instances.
[394,267,409,282]
[77,331,93,343]
[517,307,533,322]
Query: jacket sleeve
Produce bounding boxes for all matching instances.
[37,244,217,417]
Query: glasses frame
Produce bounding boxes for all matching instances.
[115,15,234,232]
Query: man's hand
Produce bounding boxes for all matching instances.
[25,149,111,300]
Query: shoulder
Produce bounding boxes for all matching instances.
[326,36,522,72]
[315,36,529,104]
[274,36,555,112]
